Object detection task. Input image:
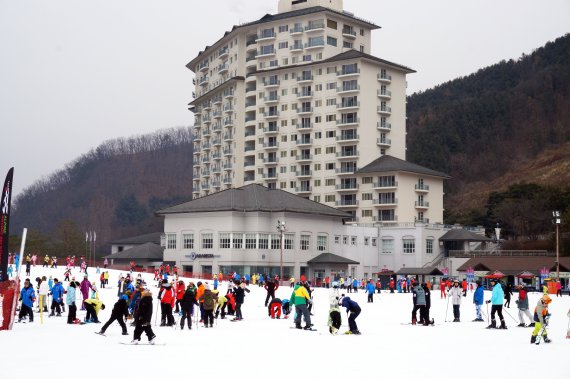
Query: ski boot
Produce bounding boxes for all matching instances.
[527,323,535,328]
[149,335,156,345]
[352,330,361,335]
[530,335,536,344]
[411,318,417,325]
[517,323,526,327]
[130,339,139,345]
[543,336,551,343]
[303,325,312,330]
[295,323,302,329]
[499,320,507,329]
[122,331,129,335]
[486,320,497,329]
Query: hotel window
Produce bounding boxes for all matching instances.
[403,239,415,254]
[270,234,281,249]
[351,236,357,245]
[327,36,337,46]
[280,166,287,173]
[426,239,434,254]
[325,146,336,154]
[284,234,295,250]
[280,182,286,189]
[362,177,373,184]
[280,151,287,158]
[314,179,321,187]
[362,193,372,201]
[201,233,213,249]
[313,195,320,202]
[326,82,336,90]
[382,239,394,254]
[314,163,321,171]
[182,233,194,249]
[245,233,257,249]
[166,233,177,249]
[343,41,353,49]
[326,114,336,122]
[278,41,288,49]
[327,19,337,29]
[219,233,231,249]
[361,209,372,217]
[326,162,335,170]
[326,98,336,106]
[325,195,335,203]
[300,235,310,250]
[279,25,288,33]
[334,235,340,244]
[259,234,269,249]
[364,237,370,246]
[232,233,243,249]
[317,235,327,251]
[342,236,348,244]
[303,55,312,62]
[325,178,335,186]
[372,238,377,247]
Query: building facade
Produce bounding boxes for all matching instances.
[186,0,445,224]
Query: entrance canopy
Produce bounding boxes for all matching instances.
[484,270,505,279]
[307,253,359,265]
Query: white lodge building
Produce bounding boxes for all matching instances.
[157,0,483,281]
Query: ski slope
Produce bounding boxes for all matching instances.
[3,266,568,378]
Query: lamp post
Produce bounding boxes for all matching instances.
[553,211,561,281]
[277,220,286,281]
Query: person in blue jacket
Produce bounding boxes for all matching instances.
[50,278,65,317]
[365,280,375,303]
[339,295,361,334]
[18,279,36,322]
[472,280,484,322]
[352,278,358,293]
[213,277,219,290]
[486,279,506,329]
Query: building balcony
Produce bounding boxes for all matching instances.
[223,89,235,98]
[244,175,255,183]
[295,186,312,194]
[304,40,324,50]
[304,23,325,32]
[297,74,313,83]
[201,156,210,164]
[289,44,304,52]
[198,76,209,86]
[373,199,398,207]
[202,183,210,190]
[201,170,211,177]
[264,95,280,104]
[337,85,360,94]
[244,130,256,138]
[415,184,430,192]
[202,129,211,137]
[336,134,359,143]
[297,90,313,99]
[223,104,234,113]
[193,122,202,129]
[192,186,200,193]
[373,215,398,222]
[193,160,201,168]
[218,47,229,59]
[245,85,256,93]
[223,163,233,171]
[377,122,392,131]
[296,107,313,115]
[262,173,278,181]
[262,142,279,150]
[257,49,276,58]
[377,89,392,99]
[244,145,255,153]
[212,96,222,105]
[245,101,256,110]
[337,101,360,110]
[296,123,313,131]
[202,117,212,124]
[223,133,234,142]
[296,139,313,146]
[263,111,280,119]
[335,183,359,191]
[245,57,257,68]
[377,138,392,147]
[223,118,234,127]
[223,147,233,156]
[377,73,392,83]
[212,139,222,147]
[290,26,304,35]
[335,167,358,175]
[263,157,279,165]
[202,103,212,111]
[296,170,312,178]
[245,116,256,125]
[212,124,222,133]
[377,106,392,115]
[336,199,359,207]
[342,29,357,39]
[336,118,360,127]
[218,63,229,74]
[256,31,276,42]
[212,152,221,160]
[244,160,255,167]
[336,151,359,159]
[415,201,430,209]
[264,79,280,87]
[337,68,360,77]
[373,181,398,190]
[246,39,258,52]
[198,62,209,72]
[212,180,221,188]
[223,176,232,184]
[296,154,313,162]
[263,126,279,135]
[212,165,221,174]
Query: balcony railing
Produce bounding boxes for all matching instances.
[373,199,398,205]
[336,150,359,158]
[305,22,325,31]
[337,85,360,93]
[336,183,359,190]
[337,118,360,126]
[415,184,430,191]
[256,30,276,40]
[377,105,392,114]
[374,181,398,188]
[290,26,304,34]
[377,122,392,130]
[378,73,392,82]
[415,201,430,208]
[337,68,360,76]
[377,138,392,146]
[337,101,360,109]
[296,123,313,130]
[336,199,359,206]
[264,79,280,87]
[378,89,392,98]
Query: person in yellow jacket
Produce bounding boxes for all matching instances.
[84,298,105,323]
[530,294,552,344]
[290,283,312,330]
[103,271,109,286]
[289,277,295,288]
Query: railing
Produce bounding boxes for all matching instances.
[448,250,552,258]
[338,68,360,76]
[415,184,430,191]
[337,85,360,92]
[305,22,325,31]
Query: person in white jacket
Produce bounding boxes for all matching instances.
[448,279,463,322]
[37,276,49,313]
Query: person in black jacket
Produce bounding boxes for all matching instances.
[232,280,250,321]
[180,282,198,330]
[421,282,433,325]
[264,278,279,307]
[98,294,129,335]
[504,283,513,308]
[132,290,156,344]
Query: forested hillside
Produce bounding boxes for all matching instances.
[11,128,194,255]
[407,34,570,214]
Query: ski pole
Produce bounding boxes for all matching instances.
[486,303,490,326]
[154,299,159,326]
[444,295,450,322]
[502,307,518,324]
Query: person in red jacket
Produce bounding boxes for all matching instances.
[175,280,185,313]
[440,279,447,299]
[461,279,468,297]
[389,278,395,293]
[158,280,175,326]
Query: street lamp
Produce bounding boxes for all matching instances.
[277,220,286,282]
[553,211,561,281]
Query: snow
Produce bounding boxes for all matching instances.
[3,266,569,378]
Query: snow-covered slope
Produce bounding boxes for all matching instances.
[3,266,568,378]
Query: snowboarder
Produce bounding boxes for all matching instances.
[486,279,507,329]
[448,279,462,322]
[472,280,484,322]
[515,284,534,327]
[132,290,156,344]
[98,295,129,335]
[530,294,552,343]
[339,294,361,334]
[290,281,312,329]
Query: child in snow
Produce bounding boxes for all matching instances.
[281,298,291,319]
[472,280,484,322]
[530,294,552,344]
[132,290,156,344]
[268,297,282,319]
[448,279,463,322]
[515,284,534,327]
[181,283,197,329]
[339,294,361,334]
[18,279,35,322]
[365,280,375,303]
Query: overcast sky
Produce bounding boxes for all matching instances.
[1,0,568,196]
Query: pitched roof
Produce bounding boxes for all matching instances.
[156,184,351,218]
[256,49,415,74]
[439,229,491,242]
[103,242,164,261]
[357,155,450,178]
[456,257,570,276]
[395,267,445,276]
[307,253,359,265]
[110,232,162,246]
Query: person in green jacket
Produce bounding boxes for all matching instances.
[290,282,312,330]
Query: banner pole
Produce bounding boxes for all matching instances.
[9,228,27,330]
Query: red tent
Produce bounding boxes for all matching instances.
[484,270,505,279]
[516,271,535,279]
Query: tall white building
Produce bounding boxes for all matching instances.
[187,0,447,224]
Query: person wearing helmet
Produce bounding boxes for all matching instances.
[530,294,552,343]
[486,279,507,329]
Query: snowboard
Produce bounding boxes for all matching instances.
[289,327,317,332]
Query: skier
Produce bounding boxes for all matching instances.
[264,278,279,307]
[180,282,197,329]
[66,281,78,324]
[515,284,534,327]
[339,294,361,334]
[18,279,35,322]
[421,282,433,325]
[232,280,250,321]
[472,280,484,322]
[49,278,65,317]
[198,283,217,328]
[281,298,291,319]
[175,280,185,313]
[440,278,447,299]
[290,281,312,329]
[98,295,129,335]
[389,278,395,293]
[157,279,175,327]
[530,294,552,343]
[411,281,426,325]
[365,280,375,303]
[80,275,92,310]
[486,279,507,329]
[448,279,462,322]
[132,290,156,344]
[37,276,49,313]
[328,283,342,334]
[196,281,205,322]
[84,298,105,323]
